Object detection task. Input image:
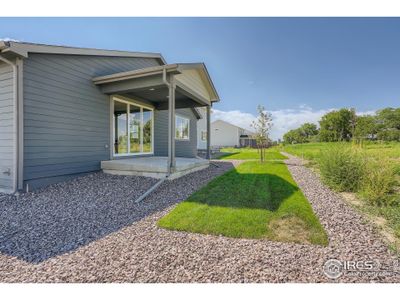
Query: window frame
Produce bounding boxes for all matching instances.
[175,115,190,141]
[112,97,154,157]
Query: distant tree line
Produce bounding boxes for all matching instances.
[283,107,400,144]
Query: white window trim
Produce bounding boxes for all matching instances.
[175,114,190,141]
[112,96,154,157]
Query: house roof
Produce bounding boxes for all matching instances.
[93,63,220,103]
[0,40,166,64]
[1,40,220,106]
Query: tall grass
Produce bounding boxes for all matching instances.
[318,144,366,192]
[360,159,397,206]
[318,144,398,205]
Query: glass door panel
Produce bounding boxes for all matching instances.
[129,105,141,153]
[143,108,153,153]
[113,101,128,154]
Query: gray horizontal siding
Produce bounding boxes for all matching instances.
[0,62,14,192]
[154,108,197,158]
[23,53,160,189]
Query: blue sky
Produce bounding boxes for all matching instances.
[1,17,400,138]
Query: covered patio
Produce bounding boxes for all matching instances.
[93,63,219,180]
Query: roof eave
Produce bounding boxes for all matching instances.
[93,62,220,104]
[2,41,167,63]
[92,64,180,85]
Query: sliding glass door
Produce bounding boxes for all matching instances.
[113,98,153,156]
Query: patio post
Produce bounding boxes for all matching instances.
[206,105,211,160]
[167,75,176,173]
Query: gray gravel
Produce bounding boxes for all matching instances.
[0,161,236,264]
[0,156,399,282]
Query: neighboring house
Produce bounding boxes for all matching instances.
[196,107,208,150]
[0,41,219,193]
[211,120,254,148]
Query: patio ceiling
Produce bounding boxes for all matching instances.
[92,63,219,110]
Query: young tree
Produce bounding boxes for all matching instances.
[251,105,273,162]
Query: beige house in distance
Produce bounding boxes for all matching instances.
[210,120,254,148]
[196,107,208,150]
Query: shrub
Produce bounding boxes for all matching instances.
[359,159,397,206]
[318,145,366,192]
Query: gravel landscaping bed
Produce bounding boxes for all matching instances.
[0,156,399,282]
[0,161,235,264]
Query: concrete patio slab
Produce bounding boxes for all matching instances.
[101,156,209,179]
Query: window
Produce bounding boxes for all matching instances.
[201,131,207,141]
[175,115,190,140]
[113,98,153,156]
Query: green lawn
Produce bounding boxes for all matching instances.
[281,141,400,165]
[158,160,328,245]
[218,147,288,160]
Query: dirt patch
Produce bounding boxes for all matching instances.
[374,216,388,227]
[370,217,398,247]
[340,192,363,207]
[268,215,311,244]
[340,192,400,253]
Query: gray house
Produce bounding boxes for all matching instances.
[0,41,218,194]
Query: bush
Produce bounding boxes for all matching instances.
[359,159,397,206]
[318,145,366,192]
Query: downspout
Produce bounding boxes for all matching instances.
[135,67,171,203]
[0,55,19,194]
[162,67,172,177]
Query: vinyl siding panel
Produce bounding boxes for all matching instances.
[23,53,160,189]
[0,62,14,192]
[154,108,197,158]
[176,69,210,101]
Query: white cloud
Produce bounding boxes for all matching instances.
[0,37,20,42]
[212,109,256,131]
[357,110,376,116]
[212,107,376,140]
[269,107,333,140]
